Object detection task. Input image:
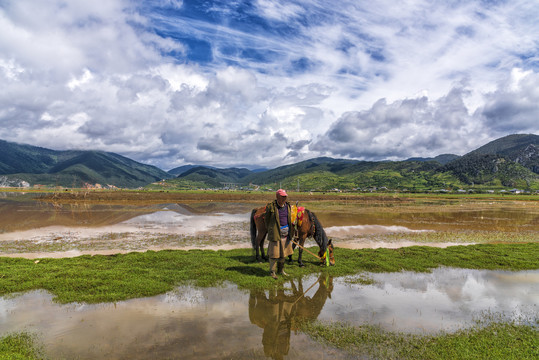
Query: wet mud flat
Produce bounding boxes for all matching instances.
[0,191,538,258]
[36,190,415,204]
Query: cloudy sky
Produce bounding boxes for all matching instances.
[1,0,538,170]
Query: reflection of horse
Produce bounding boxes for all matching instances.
[248,275,333,360]
[250,205,335,267]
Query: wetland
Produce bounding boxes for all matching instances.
[0,190,538,359]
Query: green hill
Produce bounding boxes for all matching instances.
[467,134,539,157]
[467,134,539,174]
[167,165,217,176]
[3,134,538,191]
[406,154,461,165]
[152,134,539,192]
[0,140,171,188]
[177,166,252,187]
[442,153,537,188]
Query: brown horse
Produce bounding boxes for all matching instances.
[250,205,335,267]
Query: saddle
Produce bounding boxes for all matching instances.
[291,205,305,227]
[254,204,306,228]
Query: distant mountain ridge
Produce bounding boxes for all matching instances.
[406,154,461,165]
[2,134,538,190]
[167,165,217,176]
[467,134,539,173]
[0,140,171,188]
[162,134,539,191]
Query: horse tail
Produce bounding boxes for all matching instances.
[309,210,328,253]
[250,208,258,250]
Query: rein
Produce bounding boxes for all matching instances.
[290,237,322,260]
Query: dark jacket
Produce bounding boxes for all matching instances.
[264,200,293,258]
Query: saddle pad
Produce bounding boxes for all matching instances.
[291,206,305,226]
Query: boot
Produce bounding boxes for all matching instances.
[277,263,288,276]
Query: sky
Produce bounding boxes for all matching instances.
[1,0,538,171]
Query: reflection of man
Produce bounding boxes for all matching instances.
[248,275,333,360]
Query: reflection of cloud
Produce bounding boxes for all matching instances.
[1,269,537,359]
[122,211,250,234]
[323,269,539,333]
[0,287,261,359]
[325,224,431,237]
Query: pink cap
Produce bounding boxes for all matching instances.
[276,189,288,197]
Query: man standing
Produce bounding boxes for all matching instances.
[264,189,294,279]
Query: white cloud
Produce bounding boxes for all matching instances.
[0,0,538,170]
[254,0,304,22]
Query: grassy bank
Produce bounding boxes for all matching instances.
[0,332,45,360]
[300,320,538,360]
[1,243,538,304]
[1,243,538,360]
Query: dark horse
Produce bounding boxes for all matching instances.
[250,206,335,267]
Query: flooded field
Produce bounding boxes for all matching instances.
[0,191,538,258]
[1,270,537,359]
[0,191,538,358]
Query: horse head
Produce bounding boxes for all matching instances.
[318,239,335,266]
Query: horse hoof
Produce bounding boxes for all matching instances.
[299,263,305,268]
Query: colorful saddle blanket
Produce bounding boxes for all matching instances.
[291,205,305,227]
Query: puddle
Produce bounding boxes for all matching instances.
[122,210,250,235]
[318,208,539,232]
[1,270,537,359]
[325,224,431,236]
[327,268,538,333]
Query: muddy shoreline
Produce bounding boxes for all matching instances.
[37,190,414,204]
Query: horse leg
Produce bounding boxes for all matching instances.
[260,236,268,262]
[298,248,305,267]
[297,236,307,267]
[255,242,261,263]
[257,232,268,262]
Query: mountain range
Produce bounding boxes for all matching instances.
[0,140,171,188]
[155,134,539,191]
[1,134,538,190]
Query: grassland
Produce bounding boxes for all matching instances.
[0,333,45,360]
[0,244,537,360]
[300,319,538,360]
[1,244,538,359]
[1,244,537,303]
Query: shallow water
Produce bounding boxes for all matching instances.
[1,192,538,258]
[1,269,537,359]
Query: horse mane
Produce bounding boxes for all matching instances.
[307,210,328,253]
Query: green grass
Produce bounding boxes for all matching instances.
[0,243,537,304]
[1,244,538,359]
[0,333,45,360]
[300,320,538,359]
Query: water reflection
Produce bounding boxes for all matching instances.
[249,275,333,360]
[319,208,539,232]
[0,269,537,359]
[0,192,255,235]
[323,268,538,333]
